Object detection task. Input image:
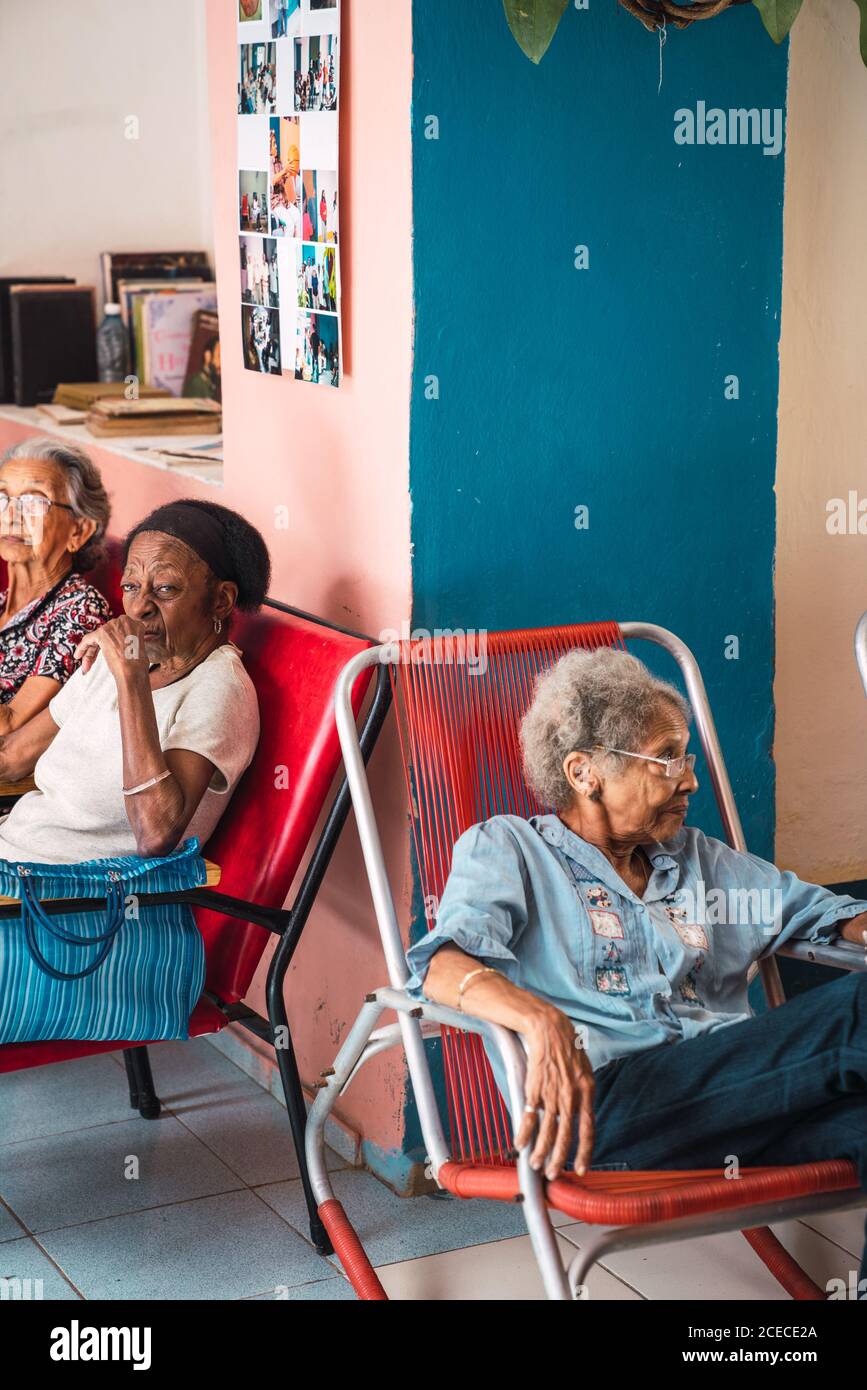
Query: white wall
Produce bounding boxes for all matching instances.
[775,0,867,882]
[0,0,213,308]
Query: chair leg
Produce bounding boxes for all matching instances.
[565,1228,615,1295]
[742,1226,827,1300]
[268,1009,333,1258]
[516,1154,572,1299]
[305,999,389,1298]
[123,1046,161,1120]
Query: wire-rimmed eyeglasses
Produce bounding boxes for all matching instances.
[579,745,697,780]
[0,491,75,521]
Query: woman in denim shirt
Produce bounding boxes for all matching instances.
[406,648,867,1273]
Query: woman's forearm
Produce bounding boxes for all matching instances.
[425,943,595,1176]
[423,943,558,1037]
[839,912,867,945]
[115,671,186,853]
[0,706,59,780]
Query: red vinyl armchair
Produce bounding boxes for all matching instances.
[0,543,391,1255]
[305,620,865,1300]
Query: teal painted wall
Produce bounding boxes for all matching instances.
[409,0,788,860]
[402,2,789,1172]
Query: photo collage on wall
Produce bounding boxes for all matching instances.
[237,0,340,387]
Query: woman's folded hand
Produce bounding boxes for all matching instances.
[75,617,150,681]
[515,1005,595,1182]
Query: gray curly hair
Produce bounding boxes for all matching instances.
[0,437,110,572]
[520,647,691,810]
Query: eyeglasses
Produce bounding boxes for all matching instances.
[580,746,697,780]
[0,491,75,521]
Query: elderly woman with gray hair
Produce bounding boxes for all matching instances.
[0,438,110,732]
[406,647,867,1276]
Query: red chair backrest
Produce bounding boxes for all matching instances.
[392,623,625,1162]
[88,539,125,613]
[195,604,372,1002]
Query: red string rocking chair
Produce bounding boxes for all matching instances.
[306,620,864,1300]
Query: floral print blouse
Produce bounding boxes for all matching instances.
[0,571,111,703]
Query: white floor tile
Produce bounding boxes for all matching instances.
[771,1215,864,1293]
[376,1232,643,1301]
[796,1204,866,1261]
[556,1223,794,1300]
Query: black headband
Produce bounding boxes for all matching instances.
[126,503,231,582]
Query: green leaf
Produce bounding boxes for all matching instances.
[852,0,867,66]
[502,0,570,64]
[752,0,804,43]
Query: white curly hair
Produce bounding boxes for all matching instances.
[519,647,691,810]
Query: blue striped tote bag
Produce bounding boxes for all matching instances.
[0,839,207,1044]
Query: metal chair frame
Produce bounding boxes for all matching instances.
[856,611,867,699]
[0,597,392,1257]
[307,620,866,1299]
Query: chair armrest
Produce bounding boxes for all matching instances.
[374,985,530,1120]
[776,938,866,972]
[0,775,37,798]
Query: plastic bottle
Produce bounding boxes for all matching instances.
[96,303,127,382]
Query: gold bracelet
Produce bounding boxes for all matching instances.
[457,965,496,1012]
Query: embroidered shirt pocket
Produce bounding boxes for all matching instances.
[588,908,624,940]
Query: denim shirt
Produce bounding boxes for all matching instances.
[405,815,867,1103]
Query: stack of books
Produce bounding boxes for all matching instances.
[84,397,222,438]
[37,382,171,426]
[53,382,171,410]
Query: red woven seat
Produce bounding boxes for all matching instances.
[440,1157,860,1224]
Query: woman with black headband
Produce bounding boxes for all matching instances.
[0,499,270,864]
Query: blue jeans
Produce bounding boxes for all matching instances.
[583,970,867,1282]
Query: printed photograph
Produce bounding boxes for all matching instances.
[240,236,279,308]
[239,0,263,20]
[294,310,339,386]
[239,170,269,232]
[297,243,337,313]
[301,169,338,243]
[268,117,302,238]
[182,309,222,402]
[269,0,300,38]
[293,33,338,113]
[310,0,337,9]
[238,42,276,114]
[242,303,281,374]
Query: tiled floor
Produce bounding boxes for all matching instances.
[1,1038,864,1300]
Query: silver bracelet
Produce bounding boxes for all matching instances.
[123,769,172,796]
[457,965,496,1011]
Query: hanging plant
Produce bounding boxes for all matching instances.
[502,0,867,67]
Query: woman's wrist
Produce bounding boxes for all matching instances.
[114,659,151,695]
[523,999,571,1041]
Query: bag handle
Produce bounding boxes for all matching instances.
[19,875,127,982]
